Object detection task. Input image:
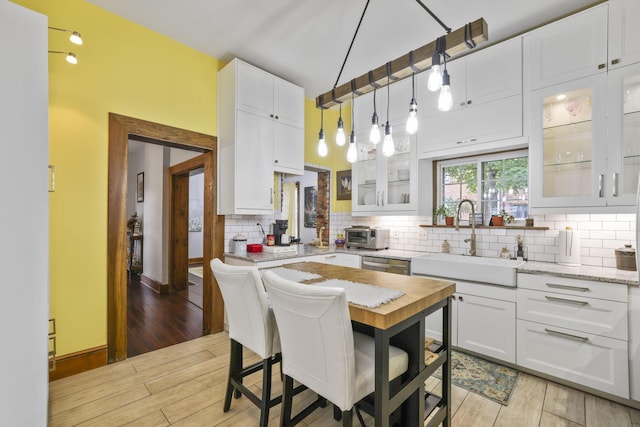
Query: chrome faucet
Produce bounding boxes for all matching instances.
[456,199,476,256]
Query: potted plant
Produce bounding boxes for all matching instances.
[433,204,454,226]
[491,209,513,226]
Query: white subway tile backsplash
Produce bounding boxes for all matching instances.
[224,212,636,268]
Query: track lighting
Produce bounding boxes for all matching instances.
[369,88,381,144]
[48,51,78,64]
[335,103,346,146]
[48,26,83,45]
[405,73,418,134]
[317,109,328,157]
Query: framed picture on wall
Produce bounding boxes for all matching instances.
[336,169,352,201]
[137,172,144,202]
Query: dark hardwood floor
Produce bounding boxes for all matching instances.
[127,273,203,357]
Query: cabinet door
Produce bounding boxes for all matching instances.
[517,319,629,398]
[525,4,608,90]
[424,296,458,346]
[608,0,640,70]
[606,62,640,206]
[274,76,304,128]
[235,110,274,212]
[236,60,274,117]
[273,121,304,174]
[529,75,608,208]
[457,294,516,363]
[466,37,522,106]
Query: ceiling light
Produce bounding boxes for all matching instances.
[405,73,418,134]
[317,108,328,157]
[347,92,358,163]
[49,50,78,65]
[382,75,395,157]
[369,88,381,144]
[335,103,346,146]
[427,50,442,92]
[48,26,83,45]
[438,70,453,112]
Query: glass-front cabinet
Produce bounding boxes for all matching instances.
[607,62,640,206]
[530,75,608,208]
[352,119,417,215]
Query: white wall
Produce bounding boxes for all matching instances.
[0,2,49,424]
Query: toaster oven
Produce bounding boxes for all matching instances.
[344,226,390,250]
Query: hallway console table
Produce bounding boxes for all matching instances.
[281,262,455,427]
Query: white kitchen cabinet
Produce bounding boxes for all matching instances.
[418,37,523,157]
[517,320,629,398]
[351,119,418,215]
[424,280,516,364]
[516,273,629,398]
[0,3,49,424]
[629,286,640,402]
[529,75,609,209]
[217,58,304,214]
[304,253,361,269]
[606,62,640,206]
[525,1,640,91]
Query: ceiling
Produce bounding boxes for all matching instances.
[86,0,601,99]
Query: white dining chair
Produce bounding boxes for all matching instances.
[210,258,281,427]
[262,270,409,427]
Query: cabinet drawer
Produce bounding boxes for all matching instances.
[517,273,627,302]
[517,289,627,340]
[517,319,629,398]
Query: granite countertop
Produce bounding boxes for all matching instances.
[224,246,639,286]
[223,245,424,263]
[517,261,638,286]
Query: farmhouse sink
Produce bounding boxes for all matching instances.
[411,253,525,287]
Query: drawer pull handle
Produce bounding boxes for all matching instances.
[546,283,590,292]
[325,255,337,259]
[544,328,589,342]
[544,295,589,305]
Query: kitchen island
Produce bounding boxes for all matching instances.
[277,262,456,427]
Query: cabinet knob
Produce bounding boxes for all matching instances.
[275,159,278,163]
[275,115,279,120]
[270,114,274,118]
[458,296,463,301]
[597,63,606,70]
[611,58,620,65]
[467,100,472,105]
[459,102,466,107]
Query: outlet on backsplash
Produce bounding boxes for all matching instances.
[392,230,399,238]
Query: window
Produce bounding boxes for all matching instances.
[437,150,528,224]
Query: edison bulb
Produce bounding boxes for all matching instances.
[405,99,418,134]
[382,123,395,157]
[317,130,328,157]
[438,70,453,112]
[369,112,381,144]
[346,133,357,163]
[427,64,442,92]
[335,127,346,146]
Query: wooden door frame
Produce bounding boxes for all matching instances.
[107,113,225,363]
[168,156,208,293]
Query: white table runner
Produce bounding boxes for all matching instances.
[262,267,322,283]
[310,279,405,308]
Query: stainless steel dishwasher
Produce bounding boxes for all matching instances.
[361,255,410,275]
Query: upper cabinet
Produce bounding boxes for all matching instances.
[418,37,524,157]
[217,58,304,215]
[525,0,640,91]
[526,1,640,211]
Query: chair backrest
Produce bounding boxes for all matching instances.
[262,270,356,411]
[210,258,278,359]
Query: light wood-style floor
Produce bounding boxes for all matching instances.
[49,332,640,426]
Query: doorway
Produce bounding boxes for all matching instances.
[107,113,225,363]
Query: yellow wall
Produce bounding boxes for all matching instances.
[13,0,220,356]
[13,0,352,356]
[303,98,352,213]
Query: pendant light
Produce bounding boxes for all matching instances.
[438,58,453,112]
[405,73,418,134]
[369,87,381,144]
[427,38,443,92]
[346,92,357,163]
[335,103,346,146]
[382,74,395,157]
[317,108,328,157]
